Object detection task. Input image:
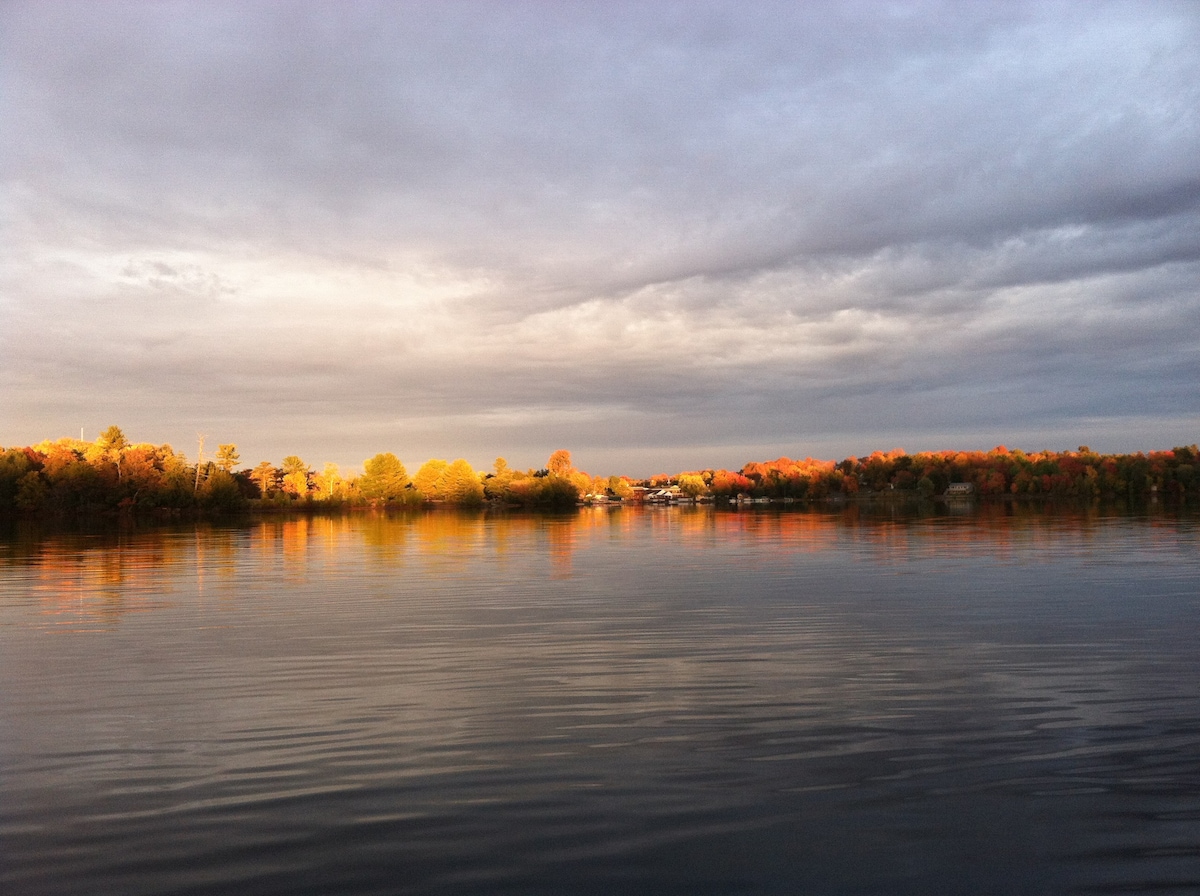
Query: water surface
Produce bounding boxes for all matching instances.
[2,504,1199,894]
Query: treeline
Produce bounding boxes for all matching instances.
[0,428,607,514]
[664,444,1199,501]
[1,427,1197,516]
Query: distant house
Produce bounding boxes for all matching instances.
[646,486,683,503]
[945,482,975,496]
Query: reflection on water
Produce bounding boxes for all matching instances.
[1,504,1199,895]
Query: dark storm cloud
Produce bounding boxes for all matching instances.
[2,1,1197,473]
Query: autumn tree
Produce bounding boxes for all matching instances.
[484,457,516,502]
[709,469,753,497]
[360,453,410,502]
[678,473,708,498]
[490,457,516,489]
[89,425,129,481]
[547,449,573,476]
[313,463,344,500]
[607,475,633,500]
[280,456,310,497]
[414,459,449,501]
[441,458,484,505]
[519,450,581,505]
[120,444,167,501]
[251,461,277,498]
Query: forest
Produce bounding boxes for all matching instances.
[0,426,1197,516]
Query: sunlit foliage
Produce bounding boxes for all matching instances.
[413,459,449,501]
[360,453,414,504]
[0,428,251,513]
[716,445,1200,502]
[251,461,278,499]
[677,473,708,498]
[2,428,1196,516]
[280,456,310,497]
[215,444,240,473]
[440,459,485,506]
[547,449,573,476]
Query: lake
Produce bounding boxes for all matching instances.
[2,503,1199,895]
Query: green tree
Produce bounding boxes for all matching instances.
[15,471,49,511]
[360,453,410,502]
[156,445,195,505]
[196,468,245,510]
[532,474,579,507]
[0,448,34,509]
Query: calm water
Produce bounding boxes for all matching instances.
[2,504,1199,895]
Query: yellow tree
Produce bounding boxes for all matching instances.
[414,458,448,501]
[86,425,129,481]
[547,449,573,476]
[484,457,515,502]
[121,444,166,497]
[281,456,310,497]
[607,475,633,499]
[251,461,277,498]
[568,469,591,495]
[442,459,484,505]
[360,453,410,502]
[313,463,343,500]
[678,473,708,498]
[215,444,240,473]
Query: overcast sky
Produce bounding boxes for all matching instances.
[2,1,1198,476]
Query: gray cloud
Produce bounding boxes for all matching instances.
[2,1,1198,475]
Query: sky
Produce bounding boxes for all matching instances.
[2,1,1198,477]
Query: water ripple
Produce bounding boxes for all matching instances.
[2,507,1198,894]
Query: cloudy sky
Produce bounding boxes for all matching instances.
[2,1,1198,476]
